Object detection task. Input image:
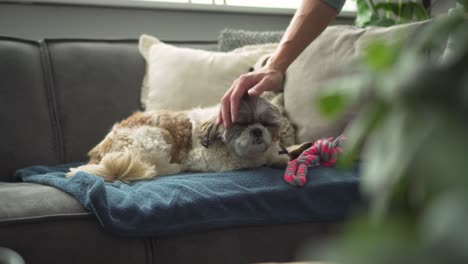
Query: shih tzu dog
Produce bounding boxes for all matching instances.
[67,96,290,182]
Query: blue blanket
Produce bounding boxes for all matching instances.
[16,163,361,237]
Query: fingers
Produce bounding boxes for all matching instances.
[218,71,270,128]
[217,109,223,126]
[219,89,232,128]
[247,78,268,97]
[230,79,248,124]
[217,90,228,126]
[220,76,249,128]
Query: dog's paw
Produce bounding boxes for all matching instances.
[286,142,313,160]
[269,154,290,169]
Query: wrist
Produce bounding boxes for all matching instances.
[265,55,288,74]
[261,62,286,93]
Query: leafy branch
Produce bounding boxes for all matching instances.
[313,9,468,264]
[355,0,430,27]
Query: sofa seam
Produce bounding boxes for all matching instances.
[0,35,39,44]
[0,35,218,45]
[0,212,93,226]
[6,40,44,182]
[39,40,66,163]
[42,38,218,45]
[143,238,154,264]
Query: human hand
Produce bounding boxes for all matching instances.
[217,67,285,128]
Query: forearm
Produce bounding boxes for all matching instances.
[267,0,338,74]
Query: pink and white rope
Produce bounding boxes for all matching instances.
[283,135,346,187]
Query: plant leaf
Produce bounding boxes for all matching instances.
[356,0,379,27]
[317,93,348,119]
[374,2,400,15]
[316,73,372,119]
[338,100,389,168]
[400,2,429,20]
[456,0,468,12]
[363,40,399,72]
[361,106,437,220]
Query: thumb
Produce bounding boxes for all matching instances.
[247,79,268,97]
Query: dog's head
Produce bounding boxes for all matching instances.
[199,96,281,158]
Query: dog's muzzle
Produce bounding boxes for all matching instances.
[251,128,264,144]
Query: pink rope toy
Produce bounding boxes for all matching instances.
[284,135,346,187]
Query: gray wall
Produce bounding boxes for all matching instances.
[0,2,354,41]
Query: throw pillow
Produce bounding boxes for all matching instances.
[139,34,277,111]
[283,20,431,143]
[218,28,284,52]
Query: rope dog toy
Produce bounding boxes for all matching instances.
[284,135,346,187]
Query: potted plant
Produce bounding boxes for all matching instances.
[308,7,468,264]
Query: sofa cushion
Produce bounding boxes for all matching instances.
[0,179,148,264]
[0,179,340,264]
[139,34,277,111]
[0,37,60,181]
[284,20,431,143]
[0,182,86,222]
[0,172,344,264]
[218,28,284,52]
[44,39,145,163]
[0,193,339,264]
[0,216,148,264]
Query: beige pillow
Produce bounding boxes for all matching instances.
[284,20,430,143]
[139,34,277,111]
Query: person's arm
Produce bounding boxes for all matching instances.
[218,0,339,128]
[266,0,339,74]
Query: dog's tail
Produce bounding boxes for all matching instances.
[66,149,156,182]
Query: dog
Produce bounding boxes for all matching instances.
[66,96,290,182]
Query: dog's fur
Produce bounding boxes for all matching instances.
[67,96,290,182]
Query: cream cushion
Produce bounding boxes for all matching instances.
[139,34,277,111]
[283,20,430,143]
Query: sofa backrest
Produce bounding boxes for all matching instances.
[0,37,60,181]
[45,39,145,164]
[0,37,216,182]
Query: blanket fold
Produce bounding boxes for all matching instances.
[16,163,361,237]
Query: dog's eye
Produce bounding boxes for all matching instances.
[236,122,250,126]
[261,122,278,127]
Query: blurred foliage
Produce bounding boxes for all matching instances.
[458,0,468,11]
[355,0,430,27]
[314,8,468,264]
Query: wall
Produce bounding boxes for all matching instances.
[0,2,354,41]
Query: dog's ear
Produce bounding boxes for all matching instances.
[272,128,280,142]
[199,117,224,148]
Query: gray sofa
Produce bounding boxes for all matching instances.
[0,36,341,264]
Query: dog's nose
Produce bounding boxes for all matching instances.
[251,128,263,138]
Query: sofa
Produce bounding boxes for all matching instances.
[0,35,353,264]
[0,19,432,263]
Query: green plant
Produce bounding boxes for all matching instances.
[315,8,468,264]
[355,0,430,27]
[458,0,468,11]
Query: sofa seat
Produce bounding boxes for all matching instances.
[0,182,87,221]
[0,182,341,264]
[0,182,150,264]
[16,163,361,237]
